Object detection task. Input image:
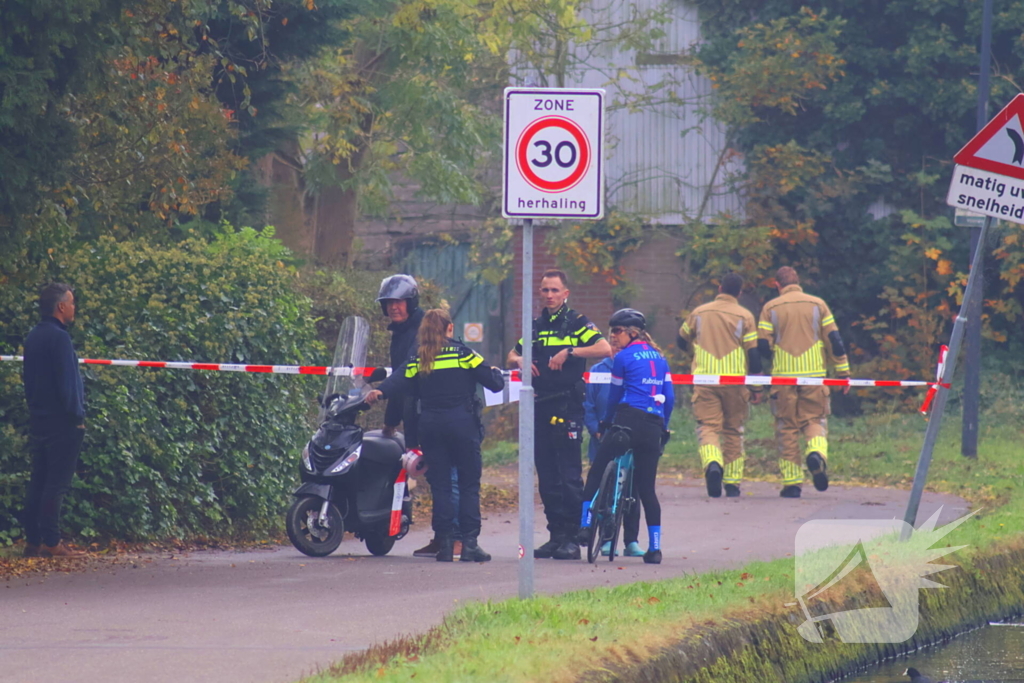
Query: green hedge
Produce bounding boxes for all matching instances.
[0,228,323,543]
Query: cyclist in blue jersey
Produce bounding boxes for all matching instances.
[579,308,674,564]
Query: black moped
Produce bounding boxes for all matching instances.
[285,316,412,557]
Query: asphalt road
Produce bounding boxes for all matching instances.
[0,478,970,683]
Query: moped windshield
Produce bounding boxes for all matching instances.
[322,316,371,419]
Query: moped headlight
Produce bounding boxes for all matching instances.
[301,444,313,471]
[329,446,361,474]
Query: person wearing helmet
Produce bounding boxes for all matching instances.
[579,308,674,565]
[376,274,461,557]
[507,270,612,561]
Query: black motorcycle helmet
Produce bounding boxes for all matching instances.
[609,307,646,330]
[376,274,420,316]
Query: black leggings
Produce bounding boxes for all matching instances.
[582,404,663,541]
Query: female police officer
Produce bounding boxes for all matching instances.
[367,309,504,562]
[579,308,674,564]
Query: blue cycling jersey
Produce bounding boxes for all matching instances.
[602,340,675,429]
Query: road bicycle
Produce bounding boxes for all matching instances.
[584,446,636,564]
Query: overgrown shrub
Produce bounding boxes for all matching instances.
[0,228,323,543]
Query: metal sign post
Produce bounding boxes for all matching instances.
[963,0,994,458]
[504,87,605,599]
[518,218,535,599]
[906,91,1024,537]
[901,217,989,540]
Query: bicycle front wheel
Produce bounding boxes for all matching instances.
[587,459,618,564]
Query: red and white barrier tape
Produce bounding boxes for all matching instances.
[0,355,377,377]
[919,345,949,416]
[0,355,946,389]
[389,468,408,537]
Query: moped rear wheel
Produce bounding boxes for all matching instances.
[286,496,344,557]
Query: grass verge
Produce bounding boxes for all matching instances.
[304,407,1024,683]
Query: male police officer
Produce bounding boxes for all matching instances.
[508,270,611,560]
[758,266,850,498]
[677,273,761,498]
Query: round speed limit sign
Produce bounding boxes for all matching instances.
[516,116,591,192]
[503,88,604,219]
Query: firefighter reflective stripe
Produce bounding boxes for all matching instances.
[772,341,827,378]
[806,436,828,459]
[758,320,774,333]
[822,314,835,327]
[723,458,744,485]
[835,360,850,374]
[742,331,758,344]
[699,444,724,469]
[693,345,746,376]
[779,459,803,486]
[681,321,692,336]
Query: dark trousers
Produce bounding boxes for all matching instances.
[582,405,662,542]
[23,420,84,547]
[419,409,481,539]
[535,401,584,536]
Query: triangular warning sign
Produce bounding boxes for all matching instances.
[954,94,1024,181]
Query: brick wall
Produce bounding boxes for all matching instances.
[621,235,702,349]
[506,225,617,352]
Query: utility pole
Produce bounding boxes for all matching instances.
[962,0,993,458]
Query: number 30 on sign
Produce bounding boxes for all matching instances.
[503,88,604,220]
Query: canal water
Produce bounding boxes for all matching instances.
[839,622,1024,682]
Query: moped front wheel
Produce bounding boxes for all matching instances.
[286,496,344,557]
[364,531,397,557]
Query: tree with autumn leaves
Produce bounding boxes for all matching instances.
[691,1,1024,393]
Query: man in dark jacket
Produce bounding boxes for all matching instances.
[378,275,425,442]
[375,275,461,557]
[21,283,88,558]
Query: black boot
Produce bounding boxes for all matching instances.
[705,462,723,498]
[459,537,491,563]
[806,452,829,491]
[780,485,802,498]
[552,530,581,560]
[535,532,564,559]
[724,484,741,498]
[435,536,455,562]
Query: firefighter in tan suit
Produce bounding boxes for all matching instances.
[758,267,850,498]
[677,273,762,498]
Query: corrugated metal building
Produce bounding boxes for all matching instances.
[512,0,743,223]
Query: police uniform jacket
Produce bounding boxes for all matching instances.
[380,339,504,412]
[514,303,604,398]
